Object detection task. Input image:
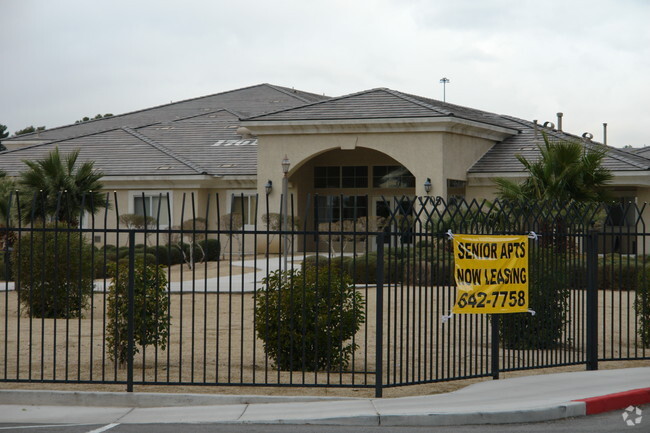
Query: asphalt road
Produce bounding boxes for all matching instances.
[0,404,647,433]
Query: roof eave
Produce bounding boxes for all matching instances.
[467,170,650,188]
[242,117,518,141]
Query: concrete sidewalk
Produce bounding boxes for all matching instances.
[0,367,648,426]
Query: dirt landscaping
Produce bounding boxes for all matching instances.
[0,281,646,398]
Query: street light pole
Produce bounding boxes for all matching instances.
[439,77,450,102]
[281,155,290,272]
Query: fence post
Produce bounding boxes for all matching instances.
[375,233,384,398]
[586,230,599,371]
[491,315,500,379]
[127,230,135,392]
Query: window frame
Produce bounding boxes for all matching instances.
[127,190,173,229]
[227,190,259,230]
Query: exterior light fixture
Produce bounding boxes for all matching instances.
[265,180,272,195]
[424,178,432,194]
[282,155,290,174]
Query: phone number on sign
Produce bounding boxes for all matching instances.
[456,290,526,309]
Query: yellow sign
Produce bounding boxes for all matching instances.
[452,234,529,314]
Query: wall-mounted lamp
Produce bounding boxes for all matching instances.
[281,155,290,175]
[265,180,273,195]
[424,178,432,194]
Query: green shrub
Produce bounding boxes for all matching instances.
[255,266,365,371]
[430,255,455,286]
[150,245,170,266]
[636,266,650,348]
[301,255,347,272]
[106,256,170,364]
[95,257,116,279]
[598,255,645,291]
[0,251,12,281]
[198,238,221,261]
[345,252,402,284]
[137,252,158,266]
[167,245,184,265]
[405,260,433,285]
[13,226,94,318]
[499,246,570,349]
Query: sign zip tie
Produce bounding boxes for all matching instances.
[446,229,454,240]
[441,312,454,323]
[528,309,536,316]
[528,231,539,240]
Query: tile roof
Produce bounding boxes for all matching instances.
[2,83,647,181]
[6,84,329,143]
[0,109,259,178]
[469,116,650,173]
[244,88,521,131]
[0,128,204,177]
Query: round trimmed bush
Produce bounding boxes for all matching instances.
[198,238,221,261]
[167,245,184,265]
[106,256,170,364]
[255,265,365,371]
[13,226,94,318]
[150,245,170,266]
[345,252,402,284]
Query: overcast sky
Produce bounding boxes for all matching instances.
[1,0,648,147]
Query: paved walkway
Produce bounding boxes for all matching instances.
[91,257,281,293]
[0,367,648,426]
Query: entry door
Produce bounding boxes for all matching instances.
[370,197,414,250]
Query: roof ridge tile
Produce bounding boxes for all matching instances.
[122,127,207,174]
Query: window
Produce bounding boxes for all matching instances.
[230,193,258,229]
[132,192,171,227]
[607,196,636,227]
[314,166,368,188]
[373,166,415,188]
[447,179,467,205]
[315,166,340,188]
[315,195,368,223]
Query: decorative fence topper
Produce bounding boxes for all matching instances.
[450,233,532,315]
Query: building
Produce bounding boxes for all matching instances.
[1,83,648,251]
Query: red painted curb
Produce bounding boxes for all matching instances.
[575,388,650,415]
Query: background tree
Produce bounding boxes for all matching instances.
[0,124,8,151]
[15,126,45,136]
[119,213,157,246]
[75,113,113,124]
[18,147,105,224]
[220,213,243,256]
[170,217,208,269]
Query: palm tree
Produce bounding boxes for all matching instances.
[0,170,15,224]
[494,133,613,204]
[19,147,106,224]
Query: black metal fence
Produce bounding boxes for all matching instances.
[0,193,648,397]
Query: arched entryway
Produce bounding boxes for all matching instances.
[288,147,418,251]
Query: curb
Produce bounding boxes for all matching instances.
[575,387,650,415]
[0,389,356,408]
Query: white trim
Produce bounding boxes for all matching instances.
[242,117,518,141]
[127,190,174,228]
